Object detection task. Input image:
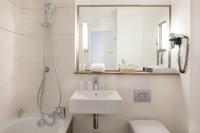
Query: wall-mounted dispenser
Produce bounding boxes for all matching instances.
[169,33,190,73]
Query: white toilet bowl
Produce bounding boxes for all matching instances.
[129,120,170,133]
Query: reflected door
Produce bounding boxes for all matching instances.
[91,31,116,70]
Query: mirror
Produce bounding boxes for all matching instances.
[76,5,172,74]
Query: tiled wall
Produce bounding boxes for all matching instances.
[0,0,187,133]
[15,0,76,114]
[0,0,21,121]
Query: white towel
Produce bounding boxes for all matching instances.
[152,66,178,73]
[90,63,105,72]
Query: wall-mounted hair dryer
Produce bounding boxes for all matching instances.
[169,33,189,48]
[169,33,190,73]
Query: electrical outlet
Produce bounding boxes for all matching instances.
[134,89,151,102]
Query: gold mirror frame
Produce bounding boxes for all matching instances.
[75,5,179,75]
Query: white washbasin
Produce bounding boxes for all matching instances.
[69,90,123,114]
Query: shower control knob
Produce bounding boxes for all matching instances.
[44,66,50,72]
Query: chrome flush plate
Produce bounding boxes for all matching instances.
[134,89,151,102]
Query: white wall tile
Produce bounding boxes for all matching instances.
[20,7,75,35]
[0,0,21,122]
[51,7,75,34]
[8,0,22,8]
[20,9,44,34]
[0,0,19,33]
[21,0,43,9]
[21,0,75,8]
[0,29,16,121]
[15,34,44,112]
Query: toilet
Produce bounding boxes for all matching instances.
[129,120,170,133]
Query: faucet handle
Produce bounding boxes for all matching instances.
[93,77,99,91]
[93,77,99,83]
[59,106,66,119]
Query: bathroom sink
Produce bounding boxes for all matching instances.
[69,90,123,114]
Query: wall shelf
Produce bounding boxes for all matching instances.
[74,71,180,75]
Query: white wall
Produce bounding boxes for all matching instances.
[0,0,21,121]
[170,0,191,132]
[190,0,200,133]
[12,1,188,133]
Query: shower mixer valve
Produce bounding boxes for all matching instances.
[49,106,66,119]
[44,66,50,72]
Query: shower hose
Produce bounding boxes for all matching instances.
[37,16,62,126]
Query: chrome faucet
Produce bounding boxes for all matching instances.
[49,106,66,119]
[93,77,100,129]
[38,106,65,127]
[58,106,66,119]
[93,77,99,91]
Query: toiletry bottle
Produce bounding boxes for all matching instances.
[17,108,23,118]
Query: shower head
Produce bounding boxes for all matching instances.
[44,0,55,24]
[44,3,55,15]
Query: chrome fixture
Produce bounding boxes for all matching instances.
[37,107,65,127]
[93,114,99,129]
[157,49,167,65]
[41,0,55,27]
[49,106,66,119]
[93,77,99,91]
[44,0,55,25]
[169,33,190,73]
[37,0,63,127]
[93,77,99,129]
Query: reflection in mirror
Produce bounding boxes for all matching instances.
[77,6,174,73]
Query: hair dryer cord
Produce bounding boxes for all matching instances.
[178,39,190,73]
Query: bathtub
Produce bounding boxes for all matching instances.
[0,114,73,133]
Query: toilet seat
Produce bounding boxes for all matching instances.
[129,120,170,133]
